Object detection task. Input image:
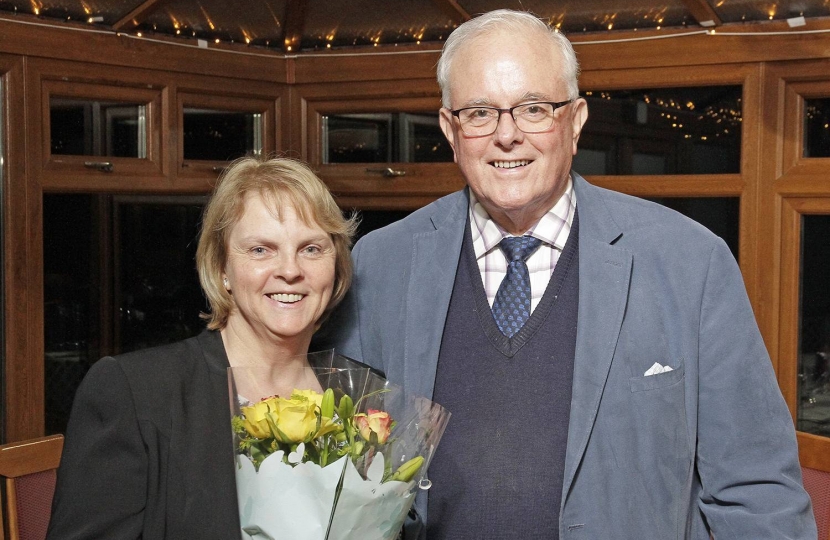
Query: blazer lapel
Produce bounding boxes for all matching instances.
[562,175,632,500]
[403,191,469,400]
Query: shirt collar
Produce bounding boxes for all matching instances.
[469,176,576,260]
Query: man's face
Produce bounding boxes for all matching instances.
[439,29,588,234]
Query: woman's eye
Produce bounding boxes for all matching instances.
[251,246,267,255]
[303,245,321,255]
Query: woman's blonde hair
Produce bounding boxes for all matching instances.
[196,156,357,330]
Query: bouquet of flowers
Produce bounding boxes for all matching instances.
[228,351,450,540]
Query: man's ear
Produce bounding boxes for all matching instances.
[570,98,589,155]
[439,108,458,161]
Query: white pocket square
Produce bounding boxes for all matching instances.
[644,362,674,377]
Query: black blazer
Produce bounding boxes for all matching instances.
[47,330,242,540]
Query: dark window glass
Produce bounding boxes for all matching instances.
[44,195,99,435]
[577,86,742,175]
[325,114,391,163]
[43,194,207,435]
[352,209,412,242]
[116,199,208,352]
[183,108,262,161]
[50,97,144,157]
[804,98,830,158]
[645,197,740,260]
[323,113,452,163]
[798,215,830,437]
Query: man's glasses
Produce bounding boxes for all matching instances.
[450,100,574,137]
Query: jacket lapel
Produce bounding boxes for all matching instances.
[403,190,469,399]
[562,174,632,500]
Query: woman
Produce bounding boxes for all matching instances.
[47,156,357,539]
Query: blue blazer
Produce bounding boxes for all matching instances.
[321,173,816,539]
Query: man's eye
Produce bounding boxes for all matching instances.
[520,104,551,117]
[470,108,493,118]
[251,247,267,255]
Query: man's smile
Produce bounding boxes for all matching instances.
[491,159,531,169]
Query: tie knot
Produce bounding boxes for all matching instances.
[499,236,542,262]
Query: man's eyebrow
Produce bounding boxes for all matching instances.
[458,93,553,108]
[458,98,495,107]
[520,92,552,102]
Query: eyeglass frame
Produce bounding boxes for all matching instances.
[449,100,575,136]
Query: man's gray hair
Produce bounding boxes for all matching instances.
[436,9,581,108]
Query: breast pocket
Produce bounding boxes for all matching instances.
[628,362,685,392]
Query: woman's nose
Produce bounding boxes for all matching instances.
[273,253,302,281]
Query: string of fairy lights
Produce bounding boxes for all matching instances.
[2,1,830,54]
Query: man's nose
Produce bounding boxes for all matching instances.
[493,110,523,145]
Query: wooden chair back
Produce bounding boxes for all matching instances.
[0,435,64,540]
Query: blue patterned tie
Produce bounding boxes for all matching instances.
[492,236,542,338]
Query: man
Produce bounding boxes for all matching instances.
[320,9,816,539]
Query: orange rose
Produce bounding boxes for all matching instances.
[354,409,393,444]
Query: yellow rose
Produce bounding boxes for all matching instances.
[241,397,279,439]
[291,389,324,409]
[354,409,393,444]
[271,396,318,443]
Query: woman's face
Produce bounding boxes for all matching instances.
[223,192,336,349]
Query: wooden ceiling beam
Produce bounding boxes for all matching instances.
[430,0,471,24]
[282,0,308,53]
[679,0,723,27]
[112,0,170,31]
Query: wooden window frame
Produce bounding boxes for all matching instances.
[761,59,830,468]
[297,78,464,210]
[780,198,830,470]
[41,79,165,180]
[176,91,279,182]
[782,81,830,177]
[2,53,34,443]
[27,59,169,192]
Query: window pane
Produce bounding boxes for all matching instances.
[577,86,742,175]
[798,215,830,437]
[50,97,146,157]
[804,98,830,158]
[44,194,99,435]
[645,197,740,260]
[323,112,453,163]
[116,199,207,352]
[183,108,262,161]
[43,194,208,435]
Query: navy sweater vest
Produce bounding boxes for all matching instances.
[427,212,579,540]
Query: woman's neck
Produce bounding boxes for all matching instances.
[221,323,322,396]
[220,319,311,369]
